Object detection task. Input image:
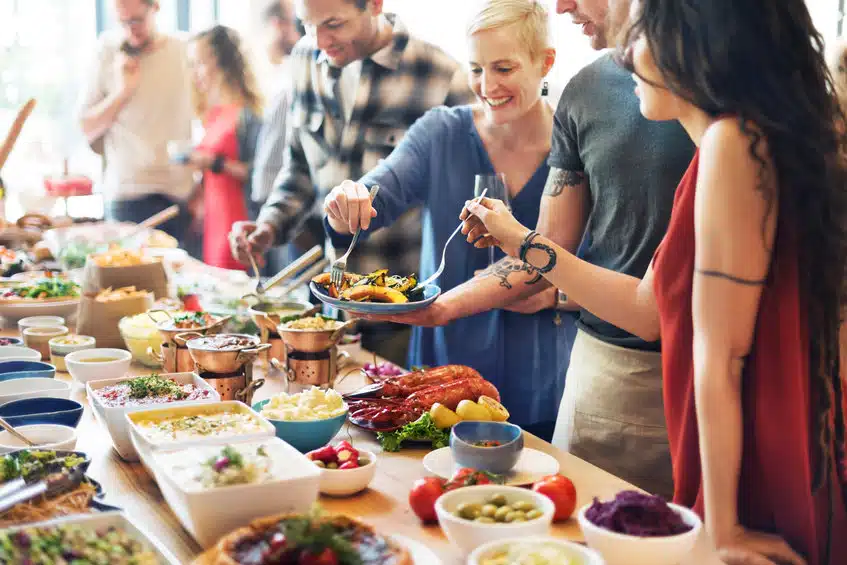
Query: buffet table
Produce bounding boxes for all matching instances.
[1,324,720,565]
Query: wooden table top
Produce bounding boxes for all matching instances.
[6,328,718,564]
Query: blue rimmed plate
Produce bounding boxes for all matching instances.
[309,282,441,314]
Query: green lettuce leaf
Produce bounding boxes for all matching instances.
[376,413,451,452]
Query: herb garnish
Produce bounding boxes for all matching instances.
[128,374,187,400]
[274,506,363,565]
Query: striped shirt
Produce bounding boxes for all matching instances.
[256,14,474,276]
[251,61,292,205]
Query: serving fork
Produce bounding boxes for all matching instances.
[329,184,380,288]
[411,189,488,294]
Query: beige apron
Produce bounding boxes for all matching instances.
[552,329,674,499]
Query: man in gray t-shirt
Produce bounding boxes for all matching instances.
[549,53,693,350]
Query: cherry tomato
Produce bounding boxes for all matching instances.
[409,477,446,523]
[532,474,577,521]
[181,294,202,311]
[298,548,339,565]
[446,468,498,489]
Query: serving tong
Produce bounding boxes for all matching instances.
[0,464,86,514]
[241,245,325,303]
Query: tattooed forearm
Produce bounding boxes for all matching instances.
[695,269,767,286]
[543,168,585,197]
[477,258,543,289]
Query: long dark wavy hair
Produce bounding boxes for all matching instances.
[192,25,263,117]
[621,0,847,500]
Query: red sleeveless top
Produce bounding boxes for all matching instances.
[652,151,847,564]
[196,104,249,271]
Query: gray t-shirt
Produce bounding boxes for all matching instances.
[549,54,695,350]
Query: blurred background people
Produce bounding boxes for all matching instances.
[78,0,193,241]
[182,25,263,270]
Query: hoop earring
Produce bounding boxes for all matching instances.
[541,81,549,96]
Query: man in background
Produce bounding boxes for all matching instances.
[229,0,473,364]
[251,0,305,273]
[79,0,194,241]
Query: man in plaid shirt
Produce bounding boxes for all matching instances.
[230,0,472,362]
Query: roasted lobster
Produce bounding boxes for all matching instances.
[344,365,499,432]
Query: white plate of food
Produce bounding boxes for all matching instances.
[423,446,560,486]
[0,511,180,564]
[0,277,80,320]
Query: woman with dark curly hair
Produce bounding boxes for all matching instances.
[182,25,263,269]
[460,0,847,563]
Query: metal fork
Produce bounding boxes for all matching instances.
[412,188,488,293]
[330,184,380,288]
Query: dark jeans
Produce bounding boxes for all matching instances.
[106,193,190,245]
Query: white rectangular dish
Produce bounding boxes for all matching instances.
[150,436,321,547]
[0,511,180,564]
[126,401,275,474]
[87,372,220,461]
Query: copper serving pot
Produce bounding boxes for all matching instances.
[147,342,195,373]
[276,318,356,353]
[248,300,319,336]
[176,332,270,374]
[149,310,230,347]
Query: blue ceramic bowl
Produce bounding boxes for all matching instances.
[0,337,24,347]
[0,397,84,428]
[450,421,525,475]
[0,361,55,382]
[252,398,348,453]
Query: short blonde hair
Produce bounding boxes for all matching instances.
[466,0,551,60]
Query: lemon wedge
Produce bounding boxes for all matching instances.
[430,403,462,428]
[478,396,510,422]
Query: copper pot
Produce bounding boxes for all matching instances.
[248,300,319,336]
[147,343,195,373]
[177,332,270,374]
[149,310,230,347]
[276,319,356,353]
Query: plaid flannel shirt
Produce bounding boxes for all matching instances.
[257,14,474,276]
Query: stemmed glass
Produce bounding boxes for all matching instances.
[474,173,509,265]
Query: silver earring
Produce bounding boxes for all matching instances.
[541,81,549,96]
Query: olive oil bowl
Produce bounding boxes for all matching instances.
[65,348,132,386]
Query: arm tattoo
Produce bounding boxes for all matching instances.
[478,258,543,289]
[543,168,585,197]
[695,269,767,286]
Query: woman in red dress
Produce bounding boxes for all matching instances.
[460,0,847,563]
[184,25,263,270]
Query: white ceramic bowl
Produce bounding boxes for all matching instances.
[0,377,71,406]
[150,437,321,547]
[577,501,702,565]
[318,449,377,496]
[126,401,275,475]
[0,423,78,454]
[0,511,180,564]
[65,348,132,386]
[0,346,41,362]
[435,484,556,556]
[468,535,605,565]
[86,372,220,461]
[18,315,66,334]
[49,335,96,372]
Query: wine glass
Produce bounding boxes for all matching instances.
[474,173,509,265]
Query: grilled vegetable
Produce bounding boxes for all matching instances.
[340,285,408,303]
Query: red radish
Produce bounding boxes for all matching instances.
[306,445,337,464]
[336,447,358,463]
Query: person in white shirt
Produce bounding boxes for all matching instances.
[252,0,304,219]
[79,0,194,241]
